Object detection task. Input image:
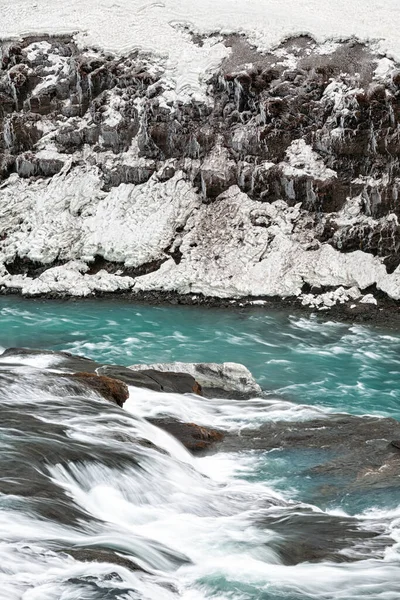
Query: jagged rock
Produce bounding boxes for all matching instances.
[0,35,400,304]
[15,153,64,177]
[200,144,236,198]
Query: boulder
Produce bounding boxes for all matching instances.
[128,361,262,398]
[67,372,129,407]
[97,364,203,395]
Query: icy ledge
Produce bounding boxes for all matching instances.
[0,182,399,305]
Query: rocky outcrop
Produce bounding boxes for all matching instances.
[65,372,129,407]
[0,35,400,305]
[97,364,203,395]
[3,348,265,398]
[129,361,262,398]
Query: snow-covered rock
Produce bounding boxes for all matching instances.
[133,187,391,299]
[0,261,134,296]
[0,167,200,268]
[0,33,399,306]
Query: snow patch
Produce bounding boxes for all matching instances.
[2,0,400,100]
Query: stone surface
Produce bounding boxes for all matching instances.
[66,372,129,407]
[129,361,263,398]
[97,364,203,395]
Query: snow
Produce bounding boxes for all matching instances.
[359,293,378,305]
[283,140,337,182]
[132,186,394,299]
[1,0,400,100]
[0,167,200,269]
[0,170,399,300]
[0,260,135,296]
[301,286,363,309]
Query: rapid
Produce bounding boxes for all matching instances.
[1,296,400,600]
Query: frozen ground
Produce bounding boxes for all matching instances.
[0,3,399,307]
[1,0,400,99]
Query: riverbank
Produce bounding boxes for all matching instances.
[2,287,400,329]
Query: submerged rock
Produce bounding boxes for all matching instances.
[220,414,400,499]
[149,419,224,453]
[0,346,101,372]
[263,508,391,565]
[60,547,146,572]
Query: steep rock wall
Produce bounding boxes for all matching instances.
[0,35,399,306]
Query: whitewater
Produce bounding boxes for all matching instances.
[0,297,400,599]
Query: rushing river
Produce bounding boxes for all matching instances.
[0,296,400,600]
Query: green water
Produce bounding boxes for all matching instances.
[0,296,399,418]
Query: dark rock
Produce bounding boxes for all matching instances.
[60,547,146,572]
[149,418,224,453]
[97,365,203,395]
[263,509,391,565]
[66,372,129,407]
[220,415,400,496]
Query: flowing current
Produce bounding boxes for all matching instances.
[1,296,400,600]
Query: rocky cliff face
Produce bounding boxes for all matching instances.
[0,34,399,308]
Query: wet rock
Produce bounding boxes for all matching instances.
[67,372,129,407]
[150,418,224,453]
[0,347,100,372]
[128,361,262,398]
[220,414,400,497]
[61,547,146,572]
[97,364,203,395]
[263,509,391,565]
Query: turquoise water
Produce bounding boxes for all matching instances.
[0,295,399,418]
[1,295,400,599]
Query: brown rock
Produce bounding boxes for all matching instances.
[149,419,224,453]
[68,372,129,407]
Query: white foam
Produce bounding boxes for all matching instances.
[124,385,331,430]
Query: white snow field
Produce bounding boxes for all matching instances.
[1,0,400,99]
